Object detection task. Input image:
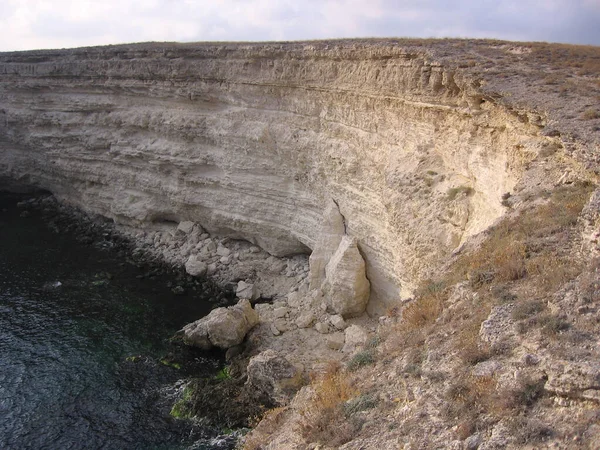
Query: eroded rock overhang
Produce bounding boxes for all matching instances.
[0,41,548,313]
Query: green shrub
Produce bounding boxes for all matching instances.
[346,350,375,372]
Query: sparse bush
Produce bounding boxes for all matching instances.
[512,300,546,321]
[401,280,446,330]
[582,108,600,120]
[299,364,358,446]
[500,377,545,410]
[365,335,382,349]
[347,350,375,371]
[447,185,474,200]
[539,314,571,336]
[445,375,498,421]
[456,322,491,365]
[453,181,594,291]
[506,417,553,445]
[344,393,378,416]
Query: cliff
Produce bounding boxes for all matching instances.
[4,39,594,313]
[2,39,600,448]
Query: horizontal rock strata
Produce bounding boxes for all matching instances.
[0,41,548,312]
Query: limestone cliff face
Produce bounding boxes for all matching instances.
[0,42,546,312]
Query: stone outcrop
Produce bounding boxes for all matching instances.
[308,199,346,289]
[0,41,548,313]
[180,299,258,349]
[245,350,304,405]
[323,236,370,318]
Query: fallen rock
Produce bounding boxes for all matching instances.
[180,299,258,349]
[479,304,516,345]
[327,332,346,350]
[273,318,293,333]
[246,350,304,405]
[236,280,258,301]
[330,314,347,330]
[177,220,195,235]
[286,291,303,308]
[295,312,315,328]
[315,322,330,334]
[273,307,289,319]
[342,324,368,353]
[207,263,218,275]
[323,236,370,318]
[308,199,346,289]
[179,320,212,350]
[217,244,231,257]
[185,255,208,276]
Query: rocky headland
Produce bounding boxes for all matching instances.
[1,39,600,448]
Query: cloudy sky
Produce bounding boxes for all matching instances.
[0,0,599,51]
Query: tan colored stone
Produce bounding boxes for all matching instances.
[323,236,370,318]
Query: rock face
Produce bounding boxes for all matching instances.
[308,199,346,289]
[323,236,370,318]
[0,41,547,312]
[245,350,304,405]
[180,299,259,350]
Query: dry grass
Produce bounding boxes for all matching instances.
[299,363,359,447]
[582,108,600,120]
[453,182,593,292]
[447,372,546,439]
[401,280,445,330]
[243,407,288,450]
[456,320,492,365]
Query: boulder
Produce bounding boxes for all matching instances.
[185,254,207,276]
[246,350,303,405]
[326,332,346,350]
[216,244,231,257]
[315,322,330,334]
[180,299,258,349]
[342,324,368,354]
[545,360,600,399]
[177,220,195,235]
[308,199,346,289]
[330,314,347,330]
[236,280,258,301]
[323,236,370,318]
[295,312,315,329]
[179,319,212,350]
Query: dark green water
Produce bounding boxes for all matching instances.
[0,193,234,450]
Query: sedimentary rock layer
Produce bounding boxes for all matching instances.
[0,41,547,312]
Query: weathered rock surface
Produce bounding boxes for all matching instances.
[245,349,304,405]
[342,324,368,354]
[308,199,346,289]
[184,254,207,276]
[323,236,370,318]
[180,299,258,349]
[0,41,552,313]
[236,280,258,301]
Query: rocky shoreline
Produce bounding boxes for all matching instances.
[15,192,380,438]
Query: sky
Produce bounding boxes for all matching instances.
[0,0,599,52]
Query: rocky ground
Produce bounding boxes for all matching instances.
[241,158,600,449]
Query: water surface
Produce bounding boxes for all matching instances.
[0,193,232,450]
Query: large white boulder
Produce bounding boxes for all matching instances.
[180,299,259,350]
[323,236,370,318]
[308,199,346,289]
